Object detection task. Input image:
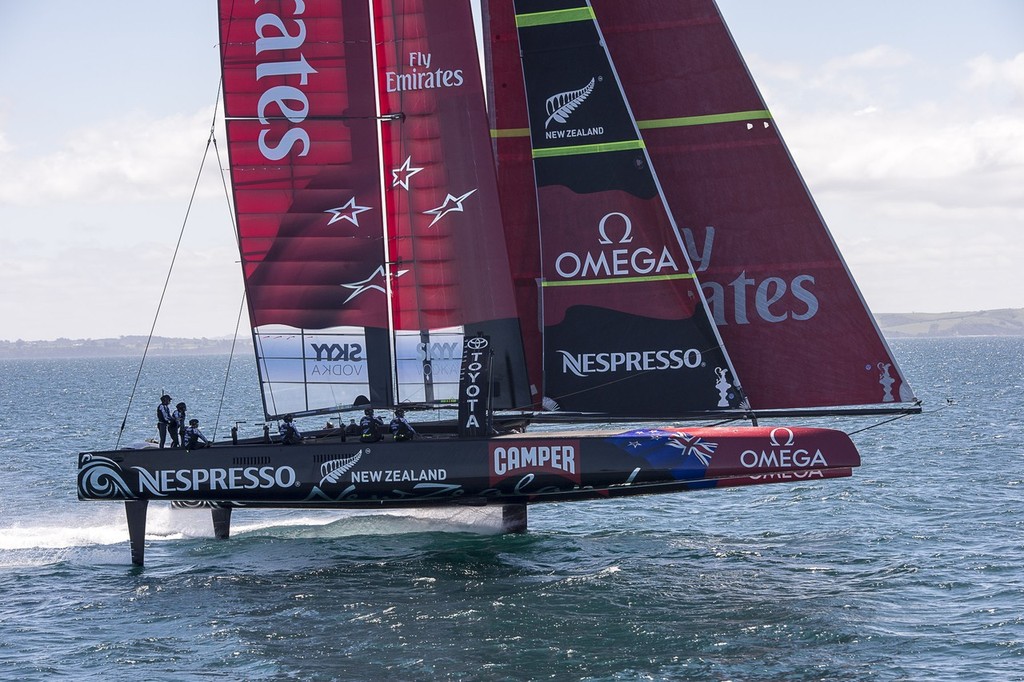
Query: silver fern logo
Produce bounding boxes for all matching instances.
[545,77,596,129]
[319,449,365,485]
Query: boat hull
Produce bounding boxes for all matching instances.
[78,426,859,507]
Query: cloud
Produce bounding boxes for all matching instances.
[749,45,917,106]
[746,46,1024,313]
[753,46,1024,210]
[965,52,1024,99]
[820,45,915,74]
[0,236,244,341]
[789,111,1024,193]
[0,106,221,206]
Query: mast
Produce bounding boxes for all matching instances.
[369,0,401,408]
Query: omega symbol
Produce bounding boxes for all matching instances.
[769,427,796,447]
[597,212,633,245]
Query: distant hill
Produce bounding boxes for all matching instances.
[0,336,250,359]
[874,308,1024,338]
[1,309,1022,358]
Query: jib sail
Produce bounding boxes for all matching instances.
[585,0,916,410]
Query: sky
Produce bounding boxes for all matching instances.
[0,1,1021,341]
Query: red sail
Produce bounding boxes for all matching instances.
[371,0,530,409]
[486,0,916,411]
[482,1,545,405]
[589,0,915,409]
[219,1,389,416]
[219,1,385,332]
[499,0,745,418]
[372,0,520,331]
[219,0,530,416]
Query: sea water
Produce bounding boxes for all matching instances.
[0,338,1021,681]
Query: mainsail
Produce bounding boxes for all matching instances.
[219,0,529,418]
[485,0,917,414]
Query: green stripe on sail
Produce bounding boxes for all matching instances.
[491,109,773,139]
[638,110,772,129]
[491,127,531,138]
[542,273,695,288]
[533,139,644,158]
[515,7,595,27]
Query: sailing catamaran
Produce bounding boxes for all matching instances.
[77,0,919,565]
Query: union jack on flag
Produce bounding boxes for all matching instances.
[666,432,718,466]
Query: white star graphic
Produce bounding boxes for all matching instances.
[423,188,477,227]
[324,197,372,227]
[628,441,642,449]
[340,265,409,304]
[391,156,423,191]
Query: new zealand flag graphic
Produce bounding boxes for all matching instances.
[612,428,718,481]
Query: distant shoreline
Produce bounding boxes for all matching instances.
[1,309,1021,358]
[0,336,250,359]
[874,308,1024,339]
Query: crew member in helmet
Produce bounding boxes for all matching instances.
[359,408,385,443]
[390,408,416,442]
[345,419,360,437]
[171,402,187,449]
[183,418,211,449]
[156,394,174,448]
[280,414,303,444]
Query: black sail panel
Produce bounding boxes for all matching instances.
[512,0,745,417]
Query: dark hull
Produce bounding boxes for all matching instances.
[79,425,858,565]
[79,425,858,506]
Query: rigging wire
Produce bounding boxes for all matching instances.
[212,290,248,443]
[114,130,217,450]
[846,399,934,436]
[208,114,249,443]
[114,81,225,450]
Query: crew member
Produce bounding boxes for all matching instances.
[156,395,173,448]
[359,408,384,443]
[280,414,303,445]
[171,401,187,448]
[390,408,417,442]
[184,418,211,449]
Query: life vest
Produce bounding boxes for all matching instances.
[391,418,413,441]
[184,426,206,449]
[360,416,383,443]
[281,422,302,444]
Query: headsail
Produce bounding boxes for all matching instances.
[218,0,529,418]
[585,0,917,411]
[507,0,746,418]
